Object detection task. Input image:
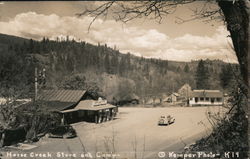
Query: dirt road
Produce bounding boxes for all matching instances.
[2,106,226,159]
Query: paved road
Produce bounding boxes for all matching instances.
[1,106,226,159]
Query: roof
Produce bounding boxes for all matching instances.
[181,83,191,88]
[60,100,116,113]
[171,93,180,97]
[163,97,170,102]
[191,90,223,98]
[37,90,87,103]
[178,84,192,91]
[43,101,76,112]
[37,90,87,111]
[76,100,116,111]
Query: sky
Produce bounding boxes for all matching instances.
[0,1,238,63]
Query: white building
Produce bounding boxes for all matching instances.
[189,90,224,106]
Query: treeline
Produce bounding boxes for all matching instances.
[0,34,239,102]
[195,59,239,91]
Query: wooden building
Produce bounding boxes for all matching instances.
[37,90,117,124]
[189,90,224,106]
[61,99,117,124]
[169,93,180,103]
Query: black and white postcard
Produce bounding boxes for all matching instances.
[0,1,249,159]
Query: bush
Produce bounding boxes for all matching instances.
[1,101,61,144]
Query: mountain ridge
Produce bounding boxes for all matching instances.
[0,33,238,103]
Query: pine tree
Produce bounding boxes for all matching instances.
[28,39,34,53]
[195,60,210,89]
[184,64,190,73]
[104,54,111,74]
[110,55,118,74]
[220,64,233,89]
[125,53,131,71]
[176,66,181,72]
[118,56,126,76]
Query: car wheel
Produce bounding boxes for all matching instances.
[159,119,164,125]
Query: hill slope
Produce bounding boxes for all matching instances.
[0,33,238,103]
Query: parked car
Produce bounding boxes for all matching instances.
[47,125,77,139]
[158,115,175,125]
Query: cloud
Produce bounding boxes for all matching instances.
[0,12,238,63]
[164,26,237,63]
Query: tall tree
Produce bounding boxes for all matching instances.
[184,64,190,73]
[110,55,119,74]
[217,1,249,91]
[28,39,34,53]
[220,64,234,89]
[104,54,111,74]
[118,55,126,76]
[195,60,210,89]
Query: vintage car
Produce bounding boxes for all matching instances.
[47,125,77,139]
[158,115,175,125]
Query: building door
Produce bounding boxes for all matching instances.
[195,97,198,103]
[211,98,215,104]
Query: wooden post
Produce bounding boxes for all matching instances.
[111,109,113,120]
[95,114,98,124]
[61,114,65,125]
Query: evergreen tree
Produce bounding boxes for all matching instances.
[220,64,233,89]
[28,39,34,53]
[118,56,126,76]
[104,54,111,74]
[125,53,131,71]
[184,64,190,73]
[176,66,181,72]
[110,55,118,74]
[195,60,210,89]
[143,63,150,78]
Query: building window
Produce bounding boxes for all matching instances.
[205,97,209,101]
[216,98,222,102]
[211,98,215,103]
[195,97,198,103]
[200,97,204,101]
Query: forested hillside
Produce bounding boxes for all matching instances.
[0,33,238,103]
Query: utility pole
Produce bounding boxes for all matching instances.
[34,67,46,102]
[34,67,38,101]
